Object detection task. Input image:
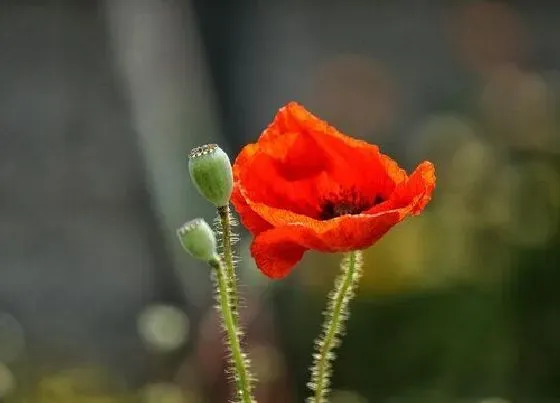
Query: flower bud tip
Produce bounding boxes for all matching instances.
[177,218,218,262]
[188,144,233,207]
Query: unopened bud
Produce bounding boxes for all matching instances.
[188,144,233,207]
[177,218,217,261]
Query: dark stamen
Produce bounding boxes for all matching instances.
[373,194,384,205]
[319,191,385,220]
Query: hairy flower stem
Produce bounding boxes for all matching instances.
[308,250,364,403]
[209,257,255,403]
[217,204,239,322]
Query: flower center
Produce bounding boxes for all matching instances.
[319,190,385,220]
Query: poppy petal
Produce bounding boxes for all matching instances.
[315,210,403,251]
[277,102,407,191]
[403,161,436,215]
[238,185,404,247]
[231,185,272,235]
[249,209,402,277]
[232,129,333,220]
[367,161,436,215]
[250,229,307,279]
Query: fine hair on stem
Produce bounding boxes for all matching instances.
[307,250,364,403]
[209,256,255,403]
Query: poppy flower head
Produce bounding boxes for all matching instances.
[232,102,435,279]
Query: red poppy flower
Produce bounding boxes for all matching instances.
[231,102,435,279]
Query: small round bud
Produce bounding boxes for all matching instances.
[188,144,233,207]
[177,218,218,261]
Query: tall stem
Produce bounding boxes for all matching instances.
[307,250,364,403]
[217,204,239,321]
[209,257,254,403]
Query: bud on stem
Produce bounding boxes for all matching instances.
[189,144,233,207]
[177,218,218,262]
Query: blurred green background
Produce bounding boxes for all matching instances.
[0,0,559,402]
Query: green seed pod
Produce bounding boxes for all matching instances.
[177,218,218,262]
[188,144,233,207]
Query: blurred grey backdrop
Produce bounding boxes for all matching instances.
[0,1,559,402]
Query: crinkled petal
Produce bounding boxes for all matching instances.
[237,185,405,247]
[277,103,407,189]
[403,161,436,215]
[250,230,307,279]
[249,209,402,278]
[367,161,436,215]
[232,131,332,219]
[231,186,271,235]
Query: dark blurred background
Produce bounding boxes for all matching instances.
[0,0,559,402]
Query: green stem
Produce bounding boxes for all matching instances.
[308,250,364,403]
[209,257,254,403]
[217,204,239,322]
